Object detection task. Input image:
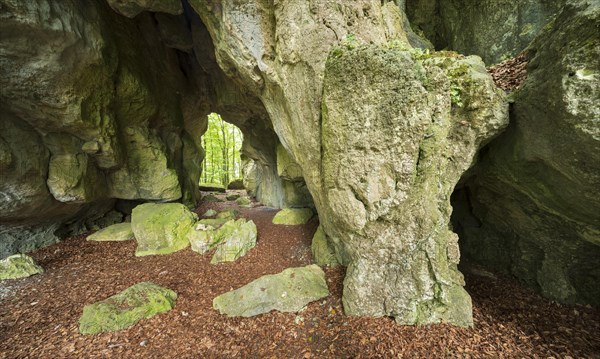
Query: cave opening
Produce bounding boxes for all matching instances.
[199,113,244,189]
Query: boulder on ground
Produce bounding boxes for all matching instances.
[226,194,240,201]
[213,265,329,317]
[87,223,133,242]
[79,282,177,334]
[199,183,226,193]
[235,197,252,207]
[197,218,229,228]
[211,219,258,263]
[227,179,244,190]
[131,203,196,256]
[0,254,43,280]
[202,209,217,217]
[272,208,313,225]
[311,225,339,267]
[216,209,239,220]
[202,194,223,202]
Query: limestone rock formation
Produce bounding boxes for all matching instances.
[87,223,133,242]
[272,208,314,225]
[0,0,205,255]
[131,203,196,256]
[106,0,182,18]
[213,265,329,317]
[406,0,566,64]
[311,226,339,267]
[3,0,594,327]
[189,0,508,324]
[320,44,507,326]
[0,254,44,281]
[79,282,177,334]
[454,1,600,306]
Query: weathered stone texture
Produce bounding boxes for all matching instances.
[454,1,600,306]
[406,0,566,64]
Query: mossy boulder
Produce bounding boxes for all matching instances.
[202,209,217,217]
[311,226,339,267]
[197,218,229,228]
[210,219,258,264]
[213,265,329,317]
[272,208,313,225]
[235,197,252,207]
[131,203,196,256]
[0,254,43,280]
[216,209,239,220]
[226,194,240,201]
[227,179,245,190]
[87,223,133,242]
[189,218,257,257]
[202,194,223,202]
[79,282,177,334]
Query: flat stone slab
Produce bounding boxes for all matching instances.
[272,208,313,225]
[131,203,196,256]
[87,223,133,242]
[213,265,329,317]
[79,282,177,335]
[0,254,44,280]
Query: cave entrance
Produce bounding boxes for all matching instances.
[199,113,244,190]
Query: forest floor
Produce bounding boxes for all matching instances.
[1,192,599,358]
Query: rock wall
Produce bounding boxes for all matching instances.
[406,0,566,64]
[452,1,600,306]
[0,0,208,256]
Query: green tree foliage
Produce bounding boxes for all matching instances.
[201,113,243,186]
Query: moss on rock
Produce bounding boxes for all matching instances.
[131,203,196,256]
[87,223,133,242]
[79,282,177,334]
[272,208,313,225]
[210,219,258,264]
[0,254,43,281]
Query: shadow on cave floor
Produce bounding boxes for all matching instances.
[0,192,598,357]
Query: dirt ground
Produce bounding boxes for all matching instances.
[1,193,598,358]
